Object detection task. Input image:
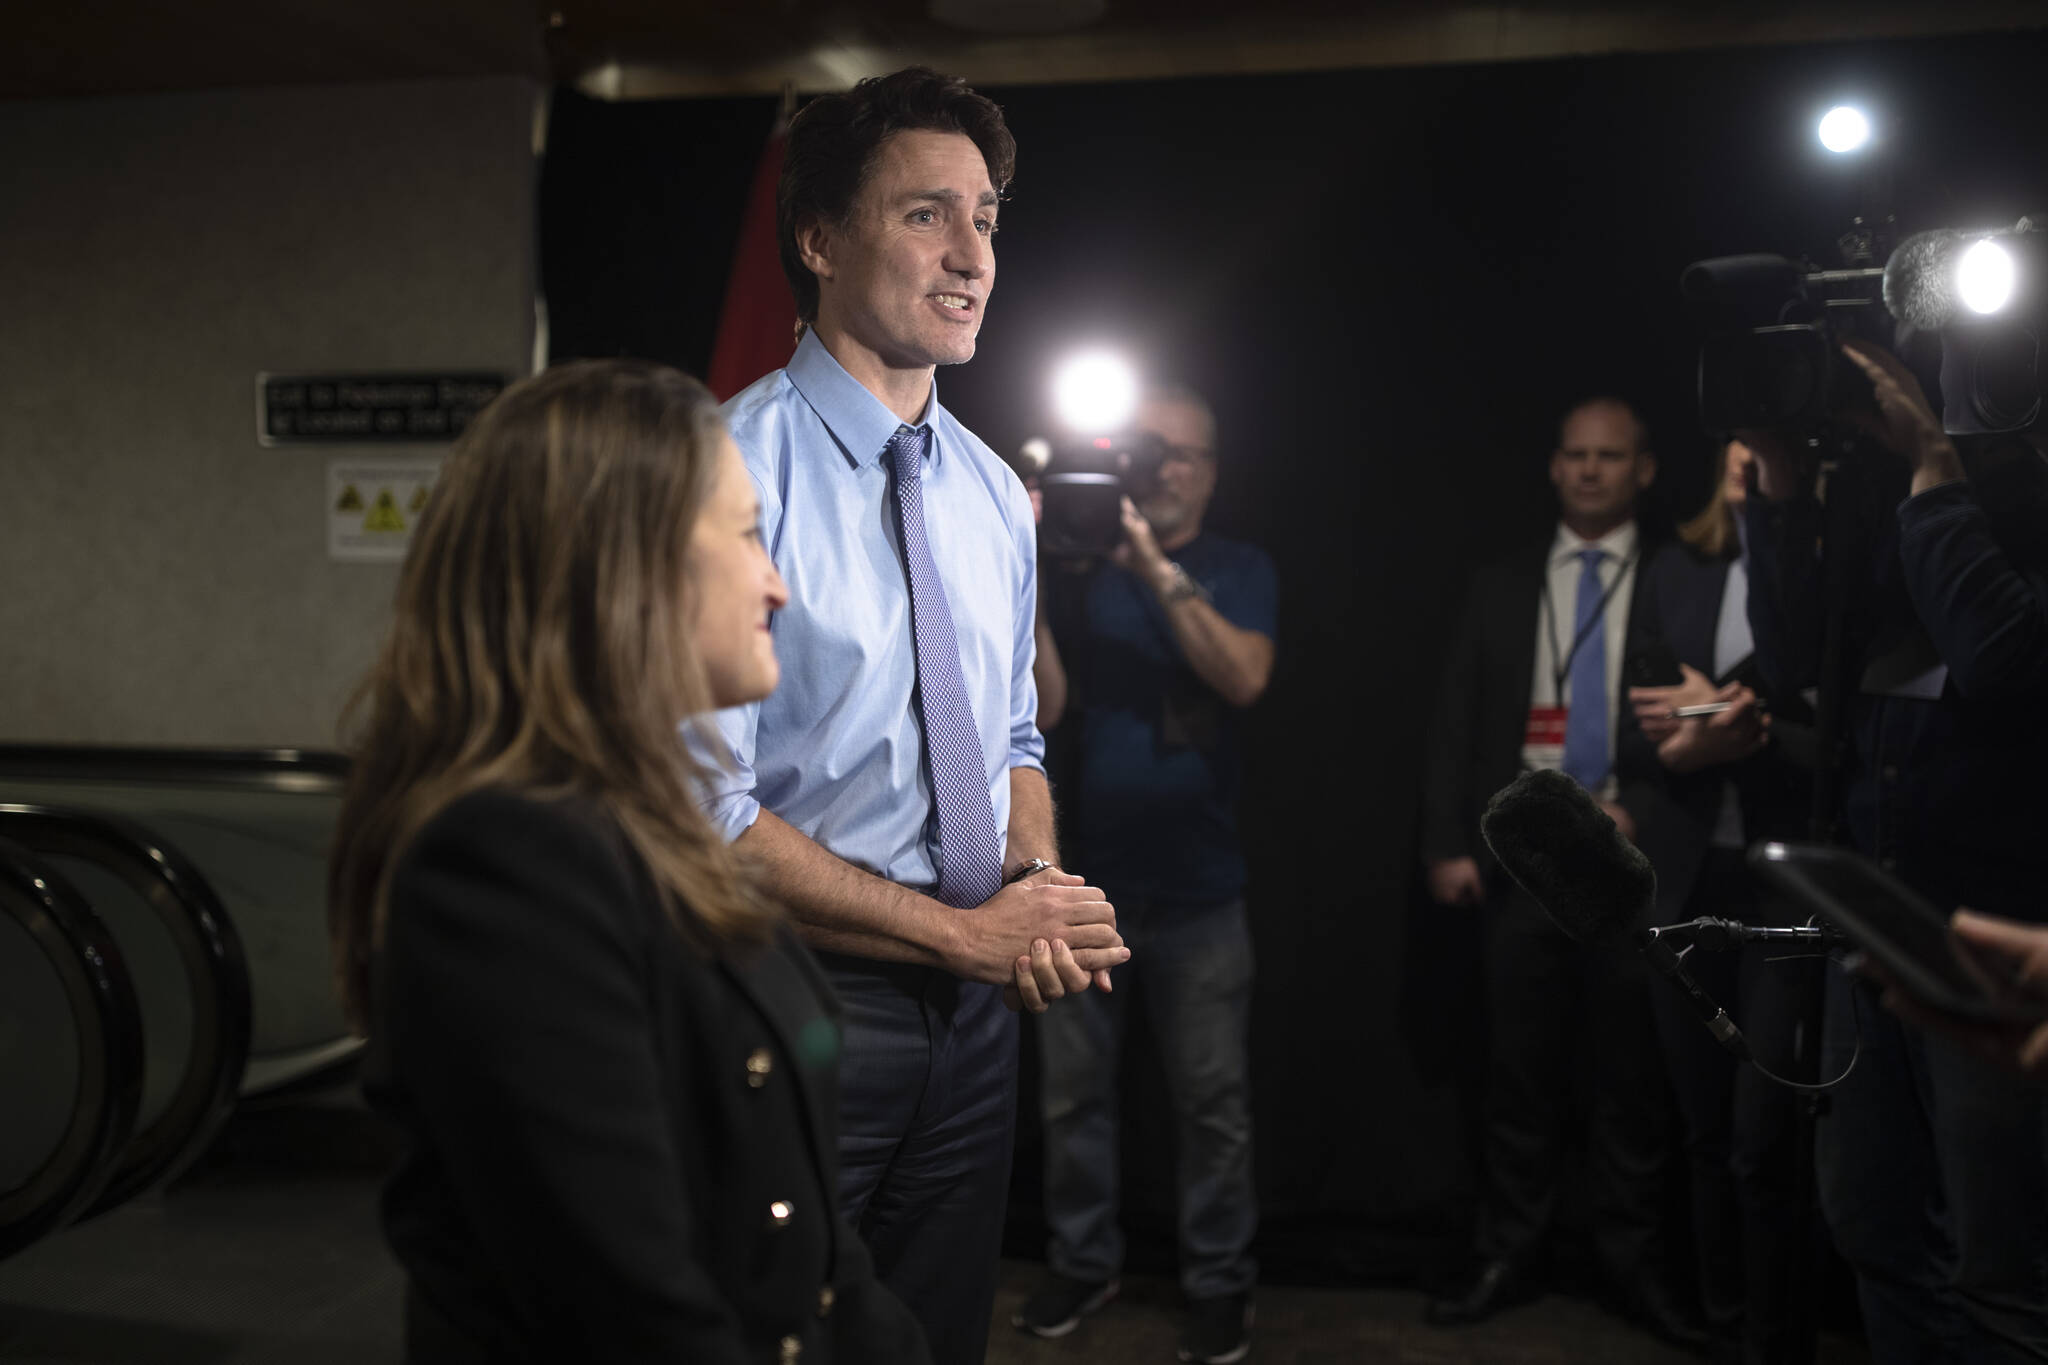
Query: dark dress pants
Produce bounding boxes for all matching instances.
[1036,894,1259,1301]
[1475,884,1673,1281]
[1650,849,1822,1365]
[822,953,1018,1365]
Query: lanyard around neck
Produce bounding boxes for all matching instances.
[1540,548,1637,702]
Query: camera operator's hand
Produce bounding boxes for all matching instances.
[1840,339,1966,496]
[1731,427,1808,502]
[1112,496,1173,593]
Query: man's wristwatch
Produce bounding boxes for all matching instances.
[1004,858,1058,886]
[1159,561,1211,606]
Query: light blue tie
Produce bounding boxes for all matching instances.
[1562,547,1610,792]
[887,426,1005,909]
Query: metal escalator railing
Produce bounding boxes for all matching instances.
[0,805,251,1218]
[0,746,347,794]
[0,746,356,1095]
[0,837,142,1261]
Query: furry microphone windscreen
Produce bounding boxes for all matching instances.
[1882,227,1968,333]
[1479,769,1656,947]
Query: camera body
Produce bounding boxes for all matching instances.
[1685,221,2048,436]
[1683,254,1893,431]
[1941,317,2043,436]
[1035,430,1169,559]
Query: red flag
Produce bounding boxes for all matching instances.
[708,119,798,401]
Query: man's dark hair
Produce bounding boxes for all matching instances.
[777,67,1017,326]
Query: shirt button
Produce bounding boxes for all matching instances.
[746,1048,774,1089]
[818,1286,836,1317]
[780,1335,802,1363]
[1882,765,1900,782]
[1879,857,1898,873]
[769,1199,794,1228]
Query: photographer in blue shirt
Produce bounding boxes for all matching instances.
[1014,384,1276,1365]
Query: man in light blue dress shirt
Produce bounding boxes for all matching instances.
[699,68,1128,1365]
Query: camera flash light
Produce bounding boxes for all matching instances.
[1958,239,2018,316]
[1052,352,1139,434]
[1818,106,1872,154]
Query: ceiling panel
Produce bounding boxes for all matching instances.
[9,0,2046,103]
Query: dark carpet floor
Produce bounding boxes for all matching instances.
[0,1082,1871,1364]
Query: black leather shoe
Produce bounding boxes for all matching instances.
[1606,1276,1712,1353]
[1424,1259,1535,1326]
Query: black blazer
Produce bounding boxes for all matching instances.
[1617,539,1814,918]
[1421,539,1659,871]
[364,788,929,1365]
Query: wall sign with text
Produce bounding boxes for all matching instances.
[257,372,507,445]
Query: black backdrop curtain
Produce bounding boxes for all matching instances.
[539,28,2048,1282]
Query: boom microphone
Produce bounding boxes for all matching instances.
[1482,769,1750,1060]
[1882,227,1967,332]
[1479,769,1652,946]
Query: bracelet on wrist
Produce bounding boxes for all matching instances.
[1158,562,1212,606]
[1004,858,1057,886]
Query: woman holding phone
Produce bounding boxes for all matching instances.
[329,360,930,1364]
[1621,435,1818,1364]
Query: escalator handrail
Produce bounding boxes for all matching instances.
[0,837,143,1262]
[0,745,348,795]
[0,804,253,1218]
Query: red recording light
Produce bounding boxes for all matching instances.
[1093,437,1113,449]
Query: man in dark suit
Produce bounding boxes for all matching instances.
[1419,396,1696,1344]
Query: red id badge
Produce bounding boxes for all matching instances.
[1524,705,1567,772]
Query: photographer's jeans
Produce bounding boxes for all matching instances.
[1816,971,2048,1365]
[1036,894,1259,1300]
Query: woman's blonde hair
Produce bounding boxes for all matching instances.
[1679,438,1741,559]
[328,359,773,1031]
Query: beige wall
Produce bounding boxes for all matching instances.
[0,76,539,748]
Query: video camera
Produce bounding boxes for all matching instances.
[1027,430,1172,560]
[1683,254,1892,432]
[1684,218,2047,437]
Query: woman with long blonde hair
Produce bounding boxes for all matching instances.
[1623,436,1817,1362]
[329,360,929,1363]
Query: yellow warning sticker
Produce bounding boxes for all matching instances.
[327,459,440,562]
[362,488,406,533]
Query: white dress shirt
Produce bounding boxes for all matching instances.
[1523,520,1639,799]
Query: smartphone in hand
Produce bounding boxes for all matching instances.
[1747,842,2043,1023]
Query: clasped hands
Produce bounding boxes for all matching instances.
[966,868,1130,1015]
[1629,663,1769,774]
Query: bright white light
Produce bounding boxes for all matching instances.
[1051,352,1138,434]
[1818,106,1872,154]
[1959,238,2018,315]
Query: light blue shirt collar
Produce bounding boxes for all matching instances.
[785,328,943,471]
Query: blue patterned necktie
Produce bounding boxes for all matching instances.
[887,426,1004,908]
[1562,546,1611,792]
